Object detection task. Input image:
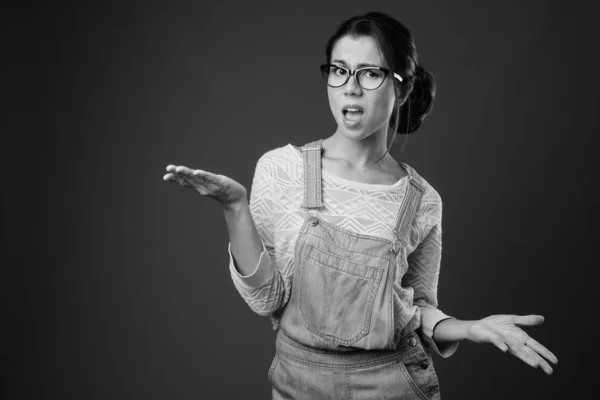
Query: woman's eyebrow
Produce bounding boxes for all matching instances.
[331,59,383,69]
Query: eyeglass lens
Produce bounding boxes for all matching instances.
[324,65,386,90]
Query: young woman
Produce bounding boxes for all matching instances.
[164,11,558,399]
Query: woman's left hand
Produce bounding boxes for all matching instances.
[466,314,558,375]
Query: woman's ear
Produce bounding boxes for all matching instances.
[394,81,409,107]
[395,93,408,108]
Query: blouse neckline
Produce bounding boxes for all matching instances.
[287,144,409,190]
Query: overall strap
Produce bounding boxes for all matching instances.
[392,164,427,246]
[300,139,324,209]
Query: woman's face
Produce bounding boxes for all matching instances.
[327,35,397,141]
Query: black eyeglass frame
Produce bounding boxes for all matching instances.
[319,64,403,90]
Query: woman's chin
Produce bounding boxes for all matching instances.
[335,128,376,142]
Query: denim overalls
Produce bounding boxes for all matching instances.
[269,140,442,399]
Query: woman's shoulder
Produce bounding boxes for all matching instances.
[258,143,301,162]
[253,143,302,179]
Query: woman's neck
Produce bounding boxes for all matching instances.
[323,129,390,169]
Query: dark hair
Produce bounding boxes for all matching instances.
[325,12,436,158]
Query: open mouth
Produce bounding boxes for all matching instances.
[343,106,364,123]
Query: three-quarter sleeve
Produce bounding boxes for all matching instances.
[228,153,287,316]
[403,201,460,358]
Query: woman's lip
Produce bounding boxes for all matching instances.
[342,109,365,118]
[342,106,365,112]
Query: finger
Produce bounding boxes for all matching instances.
[521,346,554,375]
[533,355,554,375]
[174,166,197,186]
[164,172,192,187]
[509,344,538,369]
[489,333,508,352]
[511,314,544,327]
[509,344,553,375]
[175,166,195,176]
[526,338,558,365]
[192,169,217,183]
[166,165,177,172]
[541,362,553,375]
[163,173,177,181]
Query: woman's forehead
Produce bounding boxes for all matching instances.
[330,35,386,68]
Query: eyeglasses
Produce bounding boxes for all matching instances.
[319,64,403,90]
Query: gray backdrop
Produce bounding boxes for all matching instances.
[4,0,597,399]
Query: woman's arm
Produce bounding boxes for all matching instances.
[224,154,290,316]
[223,198,272,285]
[432,318,474,342]
[403,202,460,358]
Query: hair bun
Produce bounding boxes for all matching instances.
[415,64,424,77]
[397,63,436,133]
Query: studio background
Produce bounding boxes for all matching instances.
[4,1,597,399]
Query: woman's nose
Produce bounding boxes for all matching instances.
[344,74,363,96]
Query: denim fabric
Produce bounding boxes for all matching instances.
[270,330,440,400]
[271,139,443,398]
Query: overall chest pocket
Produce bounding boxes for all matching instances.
[298,244,385,346]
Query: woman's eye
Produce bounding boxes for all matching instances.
[333,67,347,76]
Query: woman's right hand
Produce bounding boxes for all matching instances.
[163,165,247,208]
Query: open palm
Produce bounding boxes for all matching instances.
[163,164,247,207]
[466,314,558,375]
